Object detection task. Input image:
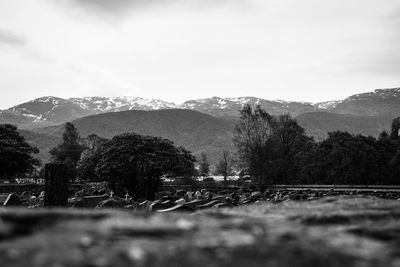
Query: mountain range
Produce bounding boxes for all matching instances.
[0,95,343,128]
[2,88,400,129]
[2,87,400,164]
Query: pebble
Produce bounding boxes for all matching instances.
[79,236,93,248]
[176,219,197,231]
[127,246,146,262]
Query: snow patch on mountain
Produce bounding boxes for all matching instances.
[315,100,342,110]
[68,96,178,113]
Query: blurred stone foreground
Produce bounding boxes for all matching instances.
[1,197,400,267]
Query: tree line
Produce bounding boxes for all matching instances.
[234,105,400,185]
[1,105,400,190]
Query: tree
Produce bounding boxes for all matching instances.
[50,122,84,163]
[379,130,389,140]
[390,117,400,140]
[234,108,400,186]
[272,114,314,184]
[298,131,397,185]
[389,149,400,182]
[233,105,277,184]
[198,153,210,177]
[215,150,234,187]
[50,123,85,179]
[0,124,40,180]
[95,133,196,200]
[77,134,108,181]
[234,105,314,185]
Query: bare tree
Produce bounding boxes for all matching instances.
[215,150,234,187]
[198,152,210,177]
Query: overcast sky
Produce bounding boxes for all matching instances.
[0,0,399,109]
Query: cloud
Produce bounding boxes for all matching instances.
[357,7,400,77]
[0,29,26,46]
[63,0,148,14]
[53,0,245,18]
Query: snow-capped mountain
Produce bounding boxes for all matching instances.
[2,87,400,128]
[69,96,178,112]
[0,96,179,128]
[345,88,400,101]
[0,96,319,128]
[331,88,400,116]
[180,97,317,118]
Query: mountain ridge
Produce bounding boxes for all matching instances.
[0,94,344,128]
[4,87,400,129]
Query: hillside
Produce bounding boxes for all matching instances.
[18,129,61,164]
[31,109,236,163]
[3,97,93,127]
[27,109,396,165]
[295,112,392,141]
[21,110,397,165]
[332,88,400,117]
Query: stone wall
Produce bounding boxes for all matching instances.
[1,196,400,266]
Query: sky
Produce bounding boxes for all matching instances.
[0,0,400,109]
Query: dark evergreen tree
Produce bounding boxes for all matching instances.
[0,124,40,180]
[50,122,85,179]
[272,114,314,184]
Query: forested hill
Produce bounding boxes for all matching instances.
[23,109,398,164]
[30,109,236,163]
[19,129,61,164]
[295,112,393,141]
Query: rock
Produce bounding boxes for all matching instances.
[211,195,226,203]
[136,200,151,211]
[124,204,137,210]
[175,198,186,205]
[212,203,233,209]
[184,199,210,209]
[95,198,124,209]
[149,201,174,211]
[156,204,194,213]
[195,200,222,210]
[72,195,108,208]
